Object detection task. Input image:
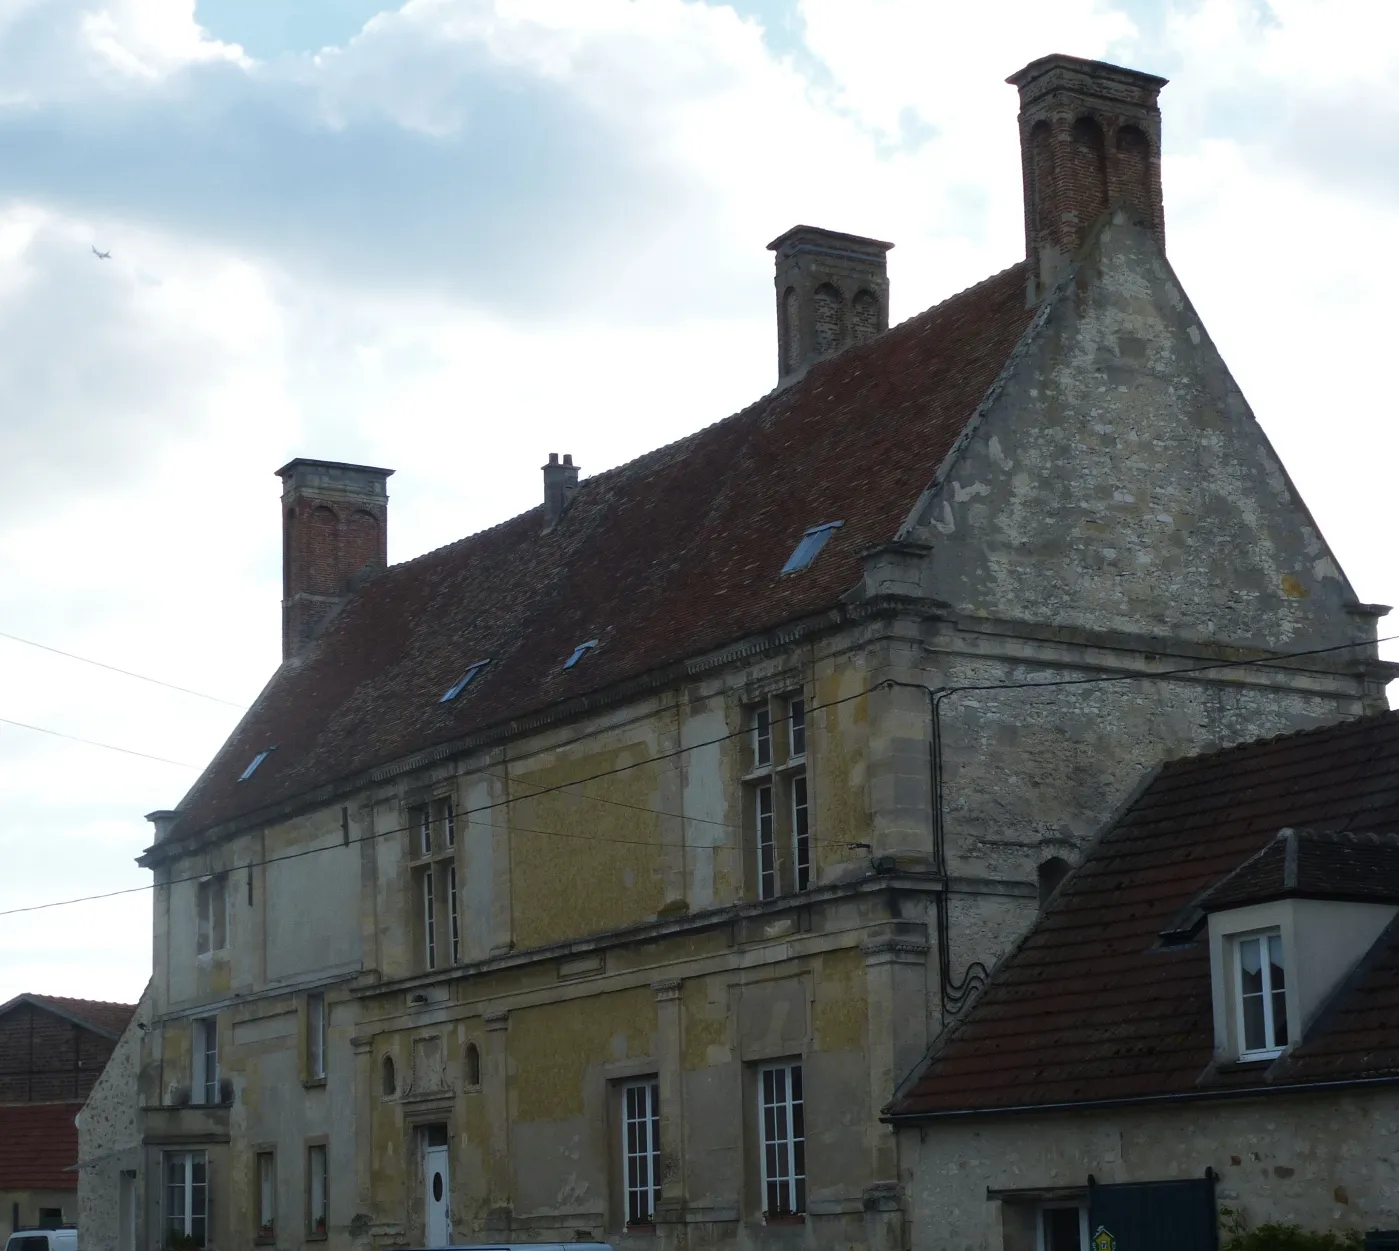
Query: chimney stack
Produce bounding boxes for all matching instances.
[1007,54,1168,302]
[542,453,580,531]
[767,226,893,385]
[277,458,393,661]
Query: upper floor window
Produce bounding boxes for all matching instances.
[745,694,812,900]
[758,1062,805,1219]
[409,796,461,971]
[307,993,326,1082]
[621,1079,661,1227]
[1236,930,1287,1058]
[192,1016,219,1105]
[196,875,227,955]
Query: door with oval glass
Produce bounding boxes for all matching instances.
[423,1125,451,1248]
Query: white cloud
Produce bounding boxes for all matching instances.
[0,0,1394,1001]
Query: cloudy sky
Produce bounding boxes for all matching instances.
[1,0,1396,1006]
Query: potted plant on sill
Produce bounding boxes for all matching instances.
[167,1233,203,1251]
[764,1206,804,1226]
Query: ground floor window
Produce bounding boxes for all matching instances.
[164,1150,208,1248]
[256,1151,276,1240]
[1039,1205,1087,1251]
[308,1144,328,1237]
[622,1079,661,1226]
[758,1062,805,1219]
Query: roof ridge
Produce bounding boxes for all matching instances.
[1159,707,1399,773]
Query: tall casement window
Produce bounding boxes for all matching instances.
[192,1017,218,1105]
[307,993,326,1081]
[758,1063,805,1219]
[196,874,227,955]
[408,796,461,971]
[164,1150,208,1247]
[744,693,812,900]
[1236,930,1288,1058]
[307,1144,328,1238]
[256,1152,276,1241]
[621,1080,661,1227]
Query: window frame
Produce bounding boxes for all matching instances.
[621,1079,662,1228]
[408,795,463,973]
[744,692,813,900]
[306,1142,328,1239]
[255,1150,276,1242]
[307,993,326,1083]
[196,875,227,956]
[163,1149,208,1246]
[757,1061,805,1221]
[1036,1204,1088,1251]
[1234,928,1288,1060]
[192,1016,219,1106]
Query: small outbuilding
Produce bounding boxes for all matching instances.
[887,711,1399,1251]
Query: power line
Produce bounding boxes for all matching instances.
[0,629,244,708]
[0,716,197,768]
[1,632,1393,921]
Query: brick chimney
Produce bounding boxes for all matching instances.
[1007,54,1168,302]
[277,458,393,660]
[542,453,580,531]
[768,226,893,385]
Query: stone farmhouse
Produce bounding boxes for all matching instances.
[889,710,1399,1251]
[83,52,1393,1251]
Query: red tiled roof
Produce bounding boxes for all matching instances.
[0,1103,81,1190]
[888,710,1399,1119]
[159,262,1036,844]
[0,995,137,1038]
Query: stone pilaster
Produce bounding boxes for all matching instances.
[483,1011,512,1232]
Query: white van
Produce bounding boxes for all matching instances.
[4,1231,78,1251]
[404,1244,614,1251]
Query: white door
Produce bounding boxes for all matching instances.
[118,1171,136,1251]
[424,1145,450,1248]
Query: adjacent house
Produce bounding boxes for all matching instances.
[125,53,1392,1251]
[887,709,1399,1251]
[0,994,136,1235]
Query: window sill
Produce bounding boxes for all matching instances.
[1236,1048,1285,1064]
[624,1224,657,1234]
[255,1235,276,1245]
[763,1214,806,1226]
[303,1077,327,1089]
[307,1232,328,1242]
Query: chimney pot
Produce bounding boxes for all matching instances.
[767,226,893,385]
[1007,54,1168,302]
[276,458,393,661]
[542,452,581,531]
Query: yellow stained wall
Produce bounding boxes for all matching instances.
[511,744,667,950]
[511,987,657,1121]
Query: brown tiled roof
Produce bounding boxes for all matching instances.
[0,995,136,1038]
[1199,828,1399,911]
[158,262,1036,845]
[888,710,1399,1119]
[0,1103,81,1190]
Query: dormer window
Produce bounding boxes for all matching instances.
[1236,930,1287,1058]
[781,522,842,575]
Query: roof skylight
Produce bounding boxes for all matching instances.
[238,748,275,782]
[441,659,491,703]
[781,521,843,575]
[564,639,599,669]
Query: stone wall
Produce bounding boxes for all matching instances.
[899,1088,1399,1251]
[76,983,150,1251]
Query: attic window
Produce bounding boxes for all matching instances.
[440,660,490,703]
[237,748,275,782]
[564,639,599,670]
[781,521,843,575]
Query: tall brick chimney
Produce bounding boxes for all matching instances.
[1007,54,1168,302]
[277,458,393,661]
[768,226,893,385]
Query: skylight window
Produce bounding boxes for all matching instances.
[238,748,275,782]
[440,659,491,703]
[781,521,843,575]
[564,639,599,669]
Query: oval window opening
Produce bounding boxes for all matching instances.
[433,1174,444,1202]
